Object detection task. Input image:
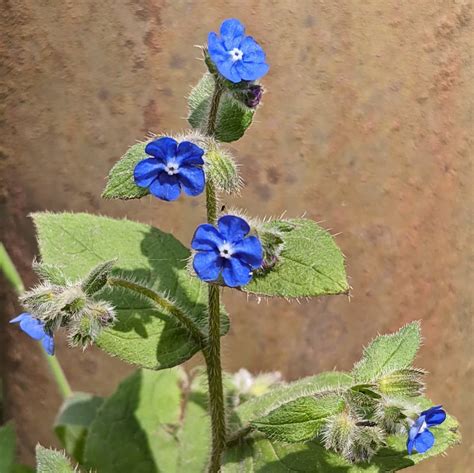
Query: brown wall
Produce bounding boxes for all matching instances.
[1,1,472,470]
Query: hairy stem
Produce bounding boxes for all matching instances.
[204,78,226,473]
[42,352,72,399]
[108,277,206,345]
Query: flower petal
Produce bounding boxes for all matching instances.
[192,224,224,251]
[240,36,267,61]
[413,429,435,454]
[10,312,30,324]
[41,333,55,356]
[193,251,222,282]
[149,173,181,201]
[133,158,163,188]
[218,215,250,242]
[236,60,269,81]
[178,166,205,196]
[215,57,242,83]
[233,236,263,269]
[19,315,47,341]
[208,32,228,61]
[222,257,252,287]
[406,437,415,455]
[220,18,245,50]
[176,141,205,166]
[423,406,446,427]
[145,137,178,162]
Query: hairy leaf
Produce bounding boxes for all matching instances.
[35,446,75,473]
[33,212,229,369]
[352,322,421,383]
[84,368,210,473]
[188,73,254,142]
[252,395,346,443]
[234,372,353,429]
[54,392,104,464]
[102,142,150,200]
[245,219,349,298]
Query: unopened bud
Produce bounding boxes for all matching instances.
[378,368,426,397]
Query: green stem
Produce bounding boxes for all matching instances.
[0,243,72,399]
[108,277,206,345]
[41,350,72,399]
[204,78,226,473]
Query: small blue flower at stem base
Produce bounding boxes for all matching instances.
[407,405,446,454]
[134,137,205,202]
[208,18,269,83]
[191,215,263,287]
[10,313,55,355]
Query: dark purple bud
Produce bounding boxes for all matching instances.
[244,84,263,108]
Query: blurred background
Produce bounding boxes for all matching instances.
[1,1,472,471]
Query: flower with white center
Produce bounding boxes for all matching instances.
[406,405,446,454]
[191,215,263,287]
[207,18,269,83]
[134,137,205,202]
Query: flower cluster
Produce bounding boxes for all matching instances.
[10,261,117,354]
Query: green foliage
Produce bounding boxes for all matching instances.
[245,218,349,298]
[33,212,229,369]
[188,74,254,142]
[251,395,346,443]
[223,400,460,472]
[54,392,104,464]
[234,372,353,429]
[0,243,24,293]
[84,368,210,473]
[352,322,421,384]
[35,445,76,473]
[102,142,150,200]
[0,423,16,473]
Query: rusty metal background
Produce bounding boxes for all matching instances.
[1,1,472,470]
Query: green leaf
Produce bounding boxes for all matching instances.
[188,73,254,142]
[84,368,210,473]
[0,423,16,473]
[224,397,460,472]
[102,142,150,200]
[35,445,75,473]
[352,322,421,383]
[32,212,229,369]
[245,219,349,298]
[0,243,24,293]
[81,260,116,295]
[54,392,104,464]
[251,395,346,443]
[234,372,353,429]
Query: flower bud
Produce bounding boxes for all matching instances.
[377,368,426,397]
[322,412,355,457]
[204,145,241,194]
[81,260,116,296]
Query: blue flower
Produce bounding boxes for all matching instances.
[208,18,269,83]
[407,405,446,454]
[10,313,55,355]
[191,215,263,287]
[134,137,205,201]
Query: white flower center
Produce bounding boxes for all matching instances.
[219,242,234,259]
[229,48,243,62]
[165,160,179,176]
[418,420,427,434]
